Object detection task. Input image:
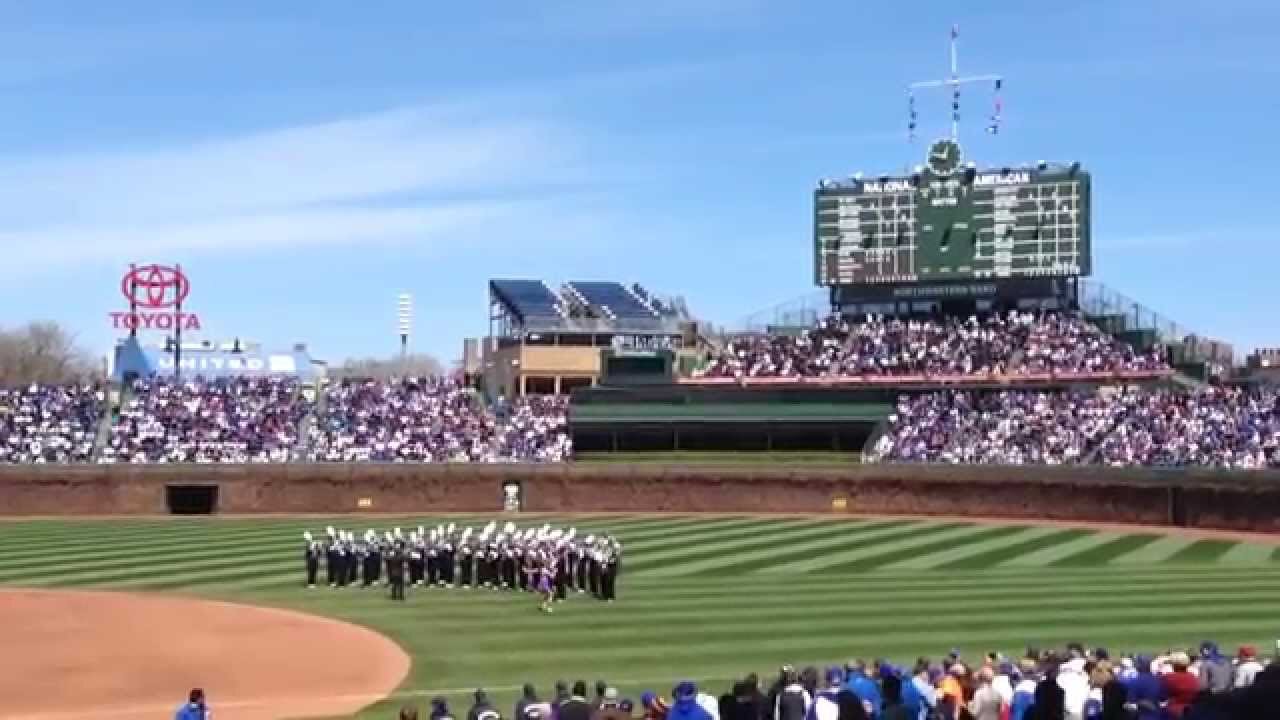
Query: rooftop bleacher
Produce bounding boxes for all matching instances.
[489,278,685,337]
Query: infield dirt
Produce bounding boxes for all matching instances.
[0,589,409,720]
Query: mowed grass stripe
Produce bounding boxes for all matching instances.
[1106,536,1197,565]
[662,520,911,577]
[824,520,1024,571]
[1218,542,1275,564]
[455,599,1280,650]
[1050,534,1161,567]
[878,526,1062,571]
[819,525,1022,573]
[998,531,1118,567]
[945,529,1091,570]
[697,520,917,575]
[623,517,811,554]
[408,586,1280,635]
[757,522,968,574]
[1162,540,1237,564]
[451,609,1280,665]
[0,515,673,572]
[627,519,838,573]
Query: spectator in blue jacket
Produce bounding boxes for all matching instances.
[669,682,715,720]
[1126,657,1165,720]
[844,661,882,719]
[174,688,207,720]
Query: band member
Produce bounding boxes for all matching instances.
[426,529,440,586]
[537,549,556,613]
[387,541,407,601]
[303,531,321,588]
[325,527,339,587]
[458,530,475,588]
[601,536,621,602]
[408,532,424,587]
[367,530,384,587]
[440,524,457,587]
[577,537,592,594]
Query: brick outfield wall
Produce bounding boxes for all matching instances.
[0,464,1278,532]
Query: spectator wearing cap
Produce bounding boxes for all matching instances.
[842,662,880,720]
[968,668,1002,720]
[901,662,936,720]
[553,682,571,717]
[1125,657,1163,720]
[774,670,811,720]
[641,692,670,720]
[594,682,610,711]
[468,689,501,720]
[560,682,594,720]
[806,667,845,720]
[1161,652,1200,718]
[593,688,631,720]
[1198,642,1232,694]
[992,661,1015,711]
[1010,660,1039,720]
[432,696,456,720]
[174,688,208,720]
[669,682,714,720]
[401,707,421,720]
[519,684,553,720]
[739,674,770,720]
[937,665,965,720]
[879,675,912,720]
[1234,646,1264,688]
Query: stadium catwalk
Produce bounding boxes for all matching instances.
[302,522,622,605]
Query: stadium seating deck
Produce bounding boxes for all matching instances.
[490,279,565,327]
[568,281,658,320]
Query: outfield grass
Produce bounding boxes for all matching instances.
[1,514,1277,718]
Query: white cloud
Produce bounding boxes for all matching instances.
[0,103,584,266]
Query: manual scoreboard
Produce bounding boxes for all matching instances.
[815,140,1091,286]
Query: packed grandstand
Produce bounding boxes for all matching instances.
[1,308,1275,468]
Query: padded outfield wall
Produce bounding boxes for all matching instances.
[1,464,1279,533]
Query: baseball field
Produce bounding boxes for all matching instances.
[2,514,1279,719]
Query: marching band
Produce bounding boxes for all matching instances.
[301,522,622,607]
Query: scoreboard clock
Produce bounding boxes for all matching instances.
[814,142,1091,286]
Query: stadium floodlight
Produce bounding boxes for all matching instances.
[397,293,413,367]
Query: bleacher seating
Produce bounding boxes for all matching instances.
[569,281,659,320]
[489,279,566,327]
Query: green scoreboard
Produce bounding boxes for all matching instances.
[814,140,1091,286]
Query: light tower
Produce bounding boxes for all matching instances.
[397,293,413,374]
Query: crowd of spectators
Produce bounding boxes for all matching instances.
[0,383,102,463]
[870,390,1134,465]
[307,378,570,463]
[387,642,1278,720]
[872,387,1280,469]
[102,377,308,463]
[1095,387,1280,470]
[697,311,1166,381]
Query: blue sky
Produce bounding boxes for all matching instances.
[1,0,1277,364]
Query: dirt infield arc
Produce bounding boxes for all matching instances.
[0,590,410,720]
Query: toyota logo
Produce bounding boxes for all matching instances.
[121,264,190,309]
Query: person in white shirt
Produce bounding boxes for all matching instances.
[1234,645,1265,688]
[1057,657,1090,720]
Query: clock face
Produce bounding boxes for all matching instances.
[927,139,962,176]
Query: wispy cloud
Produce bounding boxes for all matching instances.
[0,103,585,265]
